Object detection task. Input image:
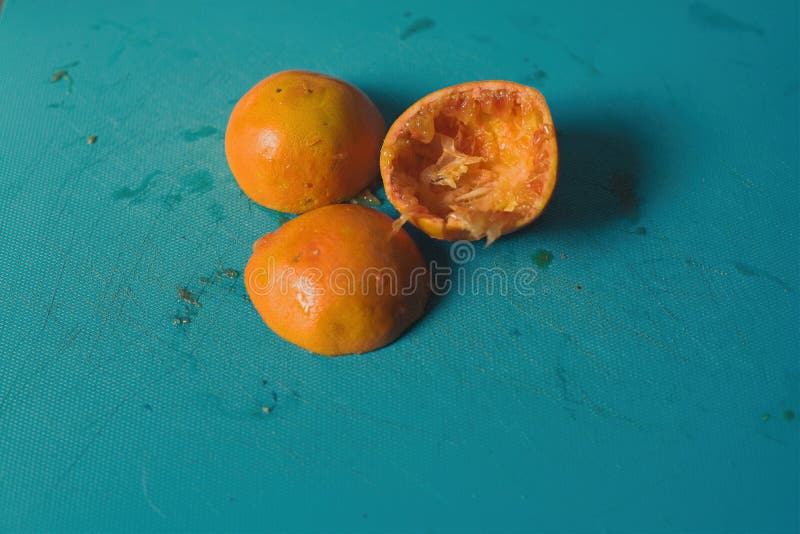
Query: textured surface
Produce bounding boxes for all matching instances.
[0,0,798,532]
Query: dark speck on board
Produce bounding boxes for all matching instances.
[349,189,382,207]
[178,287,200,307]
[688,1,765,37]
[522,68,548,86]
[112,170,163,204]
[510,327,521,337]
[50,69,73,91]
[608,172,640,222]
[400,17,435,40]
[533,69,547,82]
[784,409,796,421]
[179,169,214,195]
[469,34,493,44]
[162,193,182,210]
[218,268,240,279]
[634,226,647,235]
[533,249,553,268]
[143,403,153,411]
[733,262,757,276]
[206,202,225,222]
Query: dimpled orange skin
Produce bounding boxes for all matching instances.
[244,205,429,356]
[225,70,386,213]
[380,80,558,243]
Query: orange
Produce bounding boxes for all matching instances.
[244,204,428,356]
[225,70,386,213]
[380,81,558,244]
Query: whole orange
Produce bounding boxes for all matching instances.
[244,205,429,356]
[380,80,558,244]
[225,70,386,213]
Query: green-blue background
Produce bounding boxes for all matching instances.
[1,0,798,532]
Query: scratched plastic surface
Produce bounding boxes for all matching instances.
[0,0,798,531]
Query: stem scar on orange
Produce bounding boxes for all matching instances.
[244,204,429,356]
[225,70,386,214]
[380,81,558,244]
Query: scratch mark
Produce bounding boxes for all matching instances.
[39,355,192,515]
[400,17,435,40]
[688,2,765,37]
[50,395,129,495]
[683,257,729,278]
[756,430,789,446]
[44,231,77,325]
[514,28,600,76]
[507,289,608,376]
[45,259,68,323]
[469,34,493,44]
[661,75,677,108]
[181,126,219,142]
[0,214,105,421]
[553,354,579,420]
[141,468,166,518]
[92,297,197,365]
[349,468,378,488]
[107,41,128,65]
[566,50,601,76]
[59,324,84,351]
[733,262,793,292]
[324,398,458,447]
[110,285,136,315]
[509,13,541,34]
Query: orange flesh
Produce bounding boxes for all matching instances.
[385,87,556,243]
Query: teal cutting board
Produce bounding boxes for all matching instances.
[1,0,798,532]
